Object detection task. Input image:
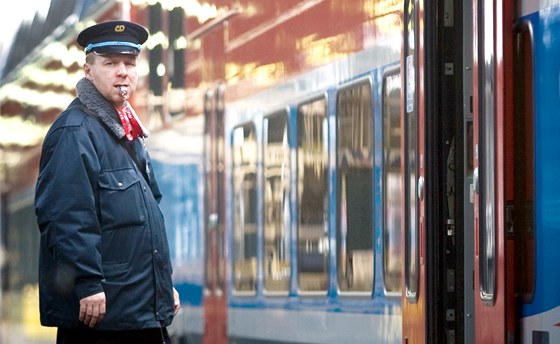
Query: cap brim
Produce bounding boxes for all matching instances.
[90,46,140,55]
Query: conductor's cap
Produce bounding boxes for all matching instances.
[77,20,148,55]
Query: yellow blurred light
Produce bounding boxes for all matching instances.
[0,116,50,148]
[41,41,84,68]
[0,84,74,111]
[173,36,188,50]
[18,65,82,91]
[146,31,169,50]
[22,284,57,341]
[366,0,402,19]
[157,63,166,77]
[297,33,355,67]
[225,61,285,89]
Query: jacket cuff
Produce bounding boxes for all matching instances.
[74,279,104,300]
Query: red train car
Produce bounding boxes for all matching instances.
[0,0,557,343]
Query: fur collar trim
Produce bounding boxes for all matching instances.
[76,78,125,139]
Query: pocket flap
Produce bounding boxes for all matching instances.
[98,169,140,191]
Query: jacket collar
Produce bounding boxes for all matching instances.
[76,77,125,139]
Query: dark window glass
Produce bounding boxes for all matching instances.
[297,98,329,293]
[336,81,374,293]
[513,23,535,304]
[263,112,291,294]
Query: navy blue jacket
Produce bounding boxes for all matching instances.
[35,79,174,330]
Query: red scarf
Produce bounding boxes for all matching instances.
[116,101,147,141]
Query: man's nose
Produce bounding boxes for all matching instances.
[116,61,127,75]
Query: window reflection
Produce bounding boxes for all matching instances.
[232,124,258,294]
[479,0,496,302]
[336,81,374,293]
[263,112,291,293]
[383,71,403,294]
[297,98,329,293]
[513,24,535,304]
[404,0,419,301]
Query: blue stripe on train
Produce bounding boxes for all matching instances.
[521,7,560,317]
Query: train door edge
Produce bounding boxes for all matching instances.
[203,84,228,344]
[472,0,515,342]
[510,16,537,344]
[402,0,427,342]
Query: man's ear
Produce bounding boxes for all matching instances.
[84,63,93,81]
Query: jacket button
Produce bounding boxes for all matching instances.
[154,249,159,254]
[118,182,123,188]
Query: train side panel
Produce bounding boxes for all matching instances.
[223,40,402,344]
[517,2,560,342]
[147,116,206,342]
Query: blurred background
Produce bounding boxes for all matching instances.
[1,3,80,342]
[0,1,200,342]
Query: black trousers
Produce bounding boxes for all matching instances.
[56,327,171,344]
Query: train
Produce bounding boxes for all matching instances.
[0,0,559,343]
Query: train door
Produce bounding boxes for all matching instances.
[425,0,471,342]
[404,0,477,342]
[511,21,536,343]
[401,0,426,342]
[463,0,476,342]
[472,0,515,342]
[203,85,228,344]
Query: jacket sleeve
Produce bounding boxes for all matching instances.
[146,151,163,203]
[35,121,104,300]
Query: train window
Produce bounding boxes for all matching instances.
[297,97,329,293]
[336,80,374,294]
[513,23,535,304]
[478,0,496,303]
[382,70,403,294]
[263,111,291,294]
[231,123,258,294]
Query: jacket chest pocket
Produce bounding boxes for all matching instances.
[98,169,146,230]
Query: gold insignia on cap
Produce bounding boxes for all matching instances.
[114,24,125,32]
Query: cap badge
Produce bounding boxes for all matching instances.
[114,24,125,33]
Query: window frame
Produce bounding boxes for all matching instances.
[231,122,259,296]
[296,95,330,296]
[262,109,292,296]
[335,77,375,296]
[381,68,403,296]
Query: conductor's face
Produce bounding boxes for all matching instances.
[84,53,139,108]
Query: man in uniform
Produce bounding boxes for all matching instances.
[35,20,179,344]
